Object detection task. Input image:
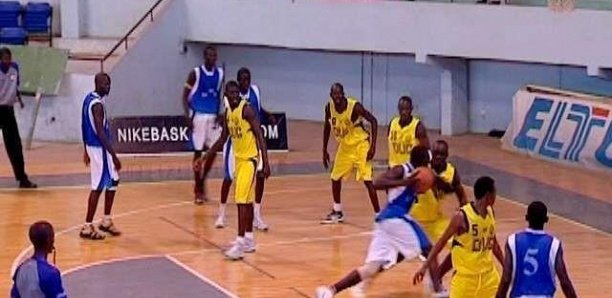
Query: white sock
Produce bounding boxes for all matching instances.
[245,232,254,239]
[254,203,262,218]
[218,203,226,216]
[333,203,342,212]
[236,236,245,244]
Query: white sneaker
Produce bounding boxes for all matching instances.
[243,237,256,253]
[214,215,226,229]
[253,216,269,231]
[315,286,334,298]
[350,281,367,298]
[224,242,244,260]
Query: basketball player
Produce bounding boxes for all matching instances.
[414,176,504,297]
[495,201,577,298]
[387,96,429,167]
[12,221,66,298]
[322,83,379,223]
[216,67,273,230]
[315,146,447,298]
[197,81,270,260]
[414,139,468,242]
[80,73,121,240]
[183,46,224,204]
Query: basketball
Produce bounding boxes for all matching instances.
[414,166,436,193]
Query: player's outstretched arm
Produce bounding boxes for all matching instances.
[555,244,577,298]
[414,211,463,284]
[495,242,514,298]
[493,235,504,265]
[244,105,270,178]
[354,103,377,161]
[415,121,430,149]
[372,165,414,190]
[322,104,331,169]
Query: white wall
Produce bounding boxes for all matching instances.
[184,0,612,70]
[80,0,158,37]
[107,0,197,117]
[15,73,93,142]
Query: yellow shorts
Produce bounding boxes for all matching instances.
[234,157,256,204]
[330,141,372,181]
[420,217,450,243]
[450,269,500,298]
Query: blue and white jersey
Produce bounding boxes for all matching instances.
[376,163,418,222]
[189,65,224,114]
[240,85,262,122]
[81,91,110,147]
[509,229,561,298]
[11,257,67,298]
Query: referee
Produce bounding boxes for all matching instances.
[0,47,36,188]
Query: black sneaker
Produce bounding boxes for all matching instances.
[320,210,344,224]
[19,180,37,189]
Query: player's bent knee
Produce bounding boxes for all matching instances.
[193,150,203,159]
[358,262,384,279]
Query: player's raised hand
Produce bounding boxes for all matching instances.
[322,150,330,169]
[413,265,427,285]
[366,145,376,161]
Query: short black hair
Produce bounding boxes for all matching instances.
[410,145,430,168]
[398,96,412,106]
[0,47,11,58]
[29,221,53,250]
[435,139,448,149]
[225,80,239,90]
[474,176,495,200]
[331,82,344,93]
[237,67,250,79]
[204,45,216,53]
[526,201,548,229]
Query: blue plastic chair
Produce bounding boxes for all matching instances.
[0,27,28,45]
[0,1,22,28]
[23,2,51,32]
[23,2,51,46]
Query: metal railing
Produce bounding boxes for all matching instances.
[71,0,165,72]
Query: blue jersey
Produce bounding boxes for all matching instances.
[11,257,67,298]
[189,66,224,114]
[240,85,262,121]
[509,229,561,298]
[81,91,110,147]
[376,163,418,221]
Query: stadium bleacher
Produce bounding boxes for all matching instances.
[0,1,51,46]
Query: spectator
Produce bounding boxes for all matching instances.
[0,47,36,188]
[11,221,67,298]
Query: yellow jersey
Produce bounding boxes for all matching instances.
[388,116,420,167]
[226,100,258,159]
[452,203,497,275]
[328,97,369,147]
[410,162,456,222]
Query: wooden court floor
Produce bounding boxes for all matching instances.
[1,120,611,297]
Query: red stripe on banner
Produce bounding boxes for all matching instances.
[592,107,609,118]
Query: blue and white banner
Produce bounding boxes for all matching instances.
[502,86,611,172]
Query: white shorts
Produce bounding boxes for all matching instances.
[365,218,430,270]
[223,139,262,181]
[191,113,221,151]
[86,145,119,191]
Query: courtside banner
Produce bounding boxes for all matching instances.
[111,113,289,154]
[501,86,611,172]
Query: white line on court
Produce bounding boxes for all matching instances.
[8,180,352,278]
[165,255,241,298]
